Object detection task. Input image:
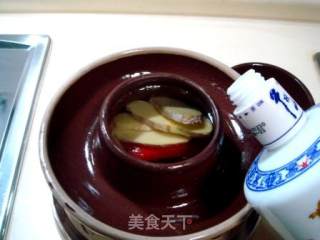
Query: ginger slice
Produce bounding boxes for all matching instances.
[126,100,213,137]
[112,128,189,146]
[113,113,151,131]
[150,96,202,125]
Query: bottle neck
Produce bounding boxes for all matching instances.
[266,112,307,151]
[227,69,306,150]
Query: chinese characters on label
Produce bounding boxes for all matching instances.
[128,214,197,231]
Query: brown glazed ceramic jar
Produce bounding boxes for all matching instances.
[98,73,222,211]
[40,48,268,240]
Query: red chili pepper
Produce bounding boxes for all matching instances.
[121,142,190,162]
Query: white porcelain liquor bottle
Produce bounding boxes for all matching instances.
[227,70,320,240]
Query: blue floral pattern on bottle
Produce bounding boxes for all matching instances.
[246,136,320,191]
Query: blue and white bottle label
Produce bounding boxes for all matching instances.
[236,78,304,149]
[246,136,320,191]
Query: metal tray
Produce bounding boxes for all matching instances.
[0,35,50,239]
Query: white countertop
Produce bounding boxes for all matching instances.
[1,13,320,240]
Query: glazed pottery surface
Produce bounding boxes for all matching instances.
[97,73,223,211]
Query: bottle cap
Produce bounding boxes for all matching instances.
[227,69,306,149]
